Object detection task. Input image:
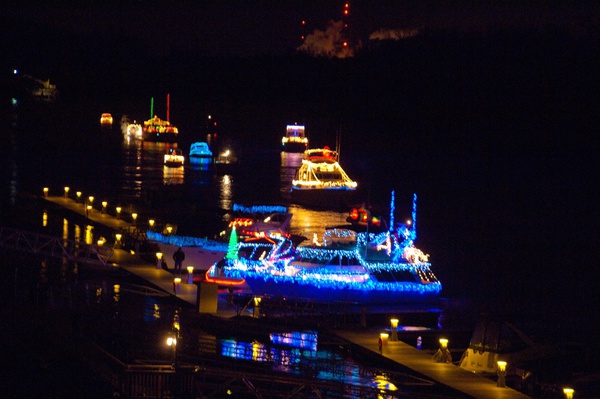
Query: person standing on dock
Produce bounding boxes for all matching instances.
[173,247,185,274]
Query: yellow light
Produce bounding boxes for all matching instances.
[563,388,574,399]
[115,233,122,242]
[113,284,120,293]
[187,266,194,274]
[439,338,448,349]
[87,205,92,212]
[76,191,82,199]
[102,201,107,208]
[43,187,49,197]
[497,360,507,372]
[156,252,163,260]
[97,239,104,246]
[64,187,70,197]
[88,196,94,204]
[166,337,177,346]
[253,296,262,306]
[131,213,138,222]
[149,219,155,227]
[390,318,399,328]
[167,226,173,234]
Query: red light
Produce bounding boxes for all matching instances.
[344,10,348,15]
[343,42,348,47]
[301,20,306,25]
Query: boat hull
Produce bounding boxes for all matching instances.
[243,276,440,306]
[143,132,178,142]
[290,187,357,210]
[281,142,308,153]
[189,156,212,166]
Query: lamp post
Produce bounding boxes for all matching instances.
[115,233,122,249]
[563,388,574,399]
[76,191,82,203]
[497,360,507,387]
[253,296,262,318]
[43,187,48,198]
[390,318,399,341]
[131,212,138,225]
[156,252,163,269]
[149,219,155,230]
[173,277,181,294]
[86,204,92,218]
[102,201,107,214]
[187,266,194,284]
[64,186,70,198]
[116,206,122,220]
[88,196,94,206]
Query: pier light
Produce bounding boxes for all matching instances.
[97,239,104,246]
[563,388,574,399]
[64,186,70,198]
[43,187,48,197]
[390,318,399,341]
[173,277,181,294]
[102,201,107,213]
[76,191,82,203]
[253,296,262,318]
[156,252,163,269]
[115,233,122,248]
[167,225,173,234]
[149,219,155,229]
[116,206,122,219]
[88,196,94,204]
[187,266,194,284]
[497,360,507,388]
[166,336,177,347]
[131,213,138,224]
[86,205,92,216]
[113,284,120,294]
[439,338,448,349]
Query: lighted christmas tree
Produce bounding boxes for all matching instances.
[226,226,238,260]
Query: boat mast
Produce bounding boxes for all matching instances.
[150,97,154,118]
[167,93,170,123]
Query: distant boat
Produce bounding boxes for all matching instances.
[189,142,213,168]
[281,124,308,153]
[100,113,113,126]
[127,123,143,140]
[290,147,357,210]
[214,148,239,174]
[164,148,184,167]
[143,95,179,142]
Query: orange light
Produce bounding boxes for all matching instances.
[343,42,348,47]
[204,270,245,286]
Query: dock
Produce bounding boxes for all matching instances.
[40,194,533,398]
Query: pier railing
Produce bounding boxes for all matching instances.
[0,226,114,266]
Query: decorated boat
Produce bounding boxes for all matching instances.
[142,95,179,142]
[206,193,442,305]
[164,148,185,167]
[189,142,213,168]
[281,124,308,153]
[127,122,143,139]
[147,204,293,272]
[290,147,357,210]
[100,113,113,126]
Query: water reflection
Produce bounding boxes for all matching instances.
[280,152,303,196]
[220,331,396,390]
[288,205,348,241]
[219,174,234,210]
[163,165,184,185]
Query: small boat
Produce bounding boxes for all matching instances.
[290,147,357,210]
[147,204,293,273]
[214,148,239,173]
[281,124,308,153]
[164,148,185,167]
[206,193,441,306]
[142,95,179,142]
[100,113,113,126]
[189,142,213,168]
[127,122,143,140]
[143,115,179,142]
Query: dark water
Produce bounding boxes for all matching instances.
[3,99,597,329]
